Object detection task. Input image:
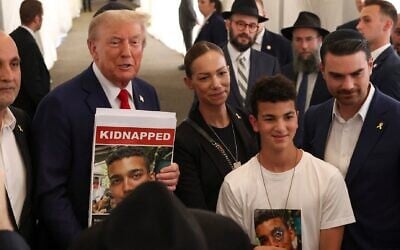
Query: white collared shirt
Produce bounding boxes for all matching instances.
[296,71,318,111]
[0,108,26,226]
[252,27,265,52]
[92,63,136,110]
[324,84,375,177]
[371,43,391,62]
[227,43,251,84]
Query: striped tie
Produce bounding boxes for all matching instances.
[236,54,248,104]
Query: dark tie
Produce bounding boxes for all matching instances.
[118,89,131,109]
[296,73,308,117]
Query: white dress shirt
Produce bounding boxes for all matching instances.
[0,108,26,225]
[93,63,136,109]
[324,84,375,177]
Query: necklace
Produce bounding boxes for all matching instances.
[258,149,298,212]
[207,122,241,169]
[257,149,298,243]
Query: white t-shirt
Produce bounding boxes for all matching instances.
[217,151,355,249]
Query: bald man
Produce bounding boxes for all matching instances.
[0,31,34,248]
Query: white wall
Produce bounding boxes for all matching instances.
[0,0,81,69]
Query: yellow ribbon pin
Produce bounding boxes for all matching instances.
[376,122,383,130]
[18,125,23,132]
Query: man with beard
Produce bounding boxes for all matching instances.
[221,0,280,111]
[281,11,332,146]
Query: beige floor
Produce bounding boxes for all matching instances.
[50,0,193,123]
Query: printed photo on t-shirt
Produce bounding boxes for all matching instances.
[254,209,302,250]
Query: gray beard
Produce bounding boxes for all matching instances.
[293,48,321,74]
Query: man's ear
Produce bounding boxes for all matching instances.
[225,19,231,31]
[87,39,97,60]
[249,114,259,133]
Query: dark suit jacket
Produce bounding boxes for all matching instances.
[179,0,196,30]
[174,104,258,211]
[336,18,359,31]
[370,46,400,101]
[194,12,227,48]
[9,107,34,247]
[259,28,293,67]
[0,231,30,250]
[10,27,50,118]
[223,46,280,111]
[303,89,400,249]
[32,66,160,250]
[281,63,331,146]
[281,63,331,106]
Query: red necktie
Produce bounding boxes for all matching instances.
[118,89,131,109]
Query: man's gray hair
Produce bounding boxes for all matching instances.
[88,10,150,47]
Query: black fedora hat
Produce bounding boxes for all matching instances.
[281,11,330,40]
[222,0,268,23]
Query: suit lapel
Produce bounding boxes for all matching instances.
[132,79,146,110]
[10,108,32,230]
[345,91,386,184]
[223,46,243,106]
[82,66,111,113]
[312,100,334,159]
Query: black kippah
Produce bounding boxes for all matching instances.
[323,29,365,46]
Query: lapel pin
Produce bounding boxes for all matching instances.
[139,95,144,103]
[235,113,241,119]
[376,122,383,130]
[266,45,271,50]
[373,63,377,68]
[18,125,23,132]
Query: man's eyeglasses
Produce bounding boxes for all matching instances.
[232,20,259,33]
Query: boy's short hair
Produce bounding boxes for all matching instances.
[250,74,296,116]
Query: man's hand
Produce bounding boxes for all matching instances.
[155,163,180,191]
[0,169,13,230]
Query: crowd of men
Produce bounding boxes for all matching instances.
[1,0,400,249]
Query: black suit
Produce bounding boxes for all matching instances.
[303,89,400,249]
[10,27,50,118]
[370,46,400,101]
[174,104,258,211]
[179,0,197,51]
[258,28,293,67]
[194,11,227,48]
[281,63,331,146]
[223,46,280,111]
[8,107,34,247]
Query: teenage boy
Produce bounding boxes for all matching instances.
[217,74,355,249]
